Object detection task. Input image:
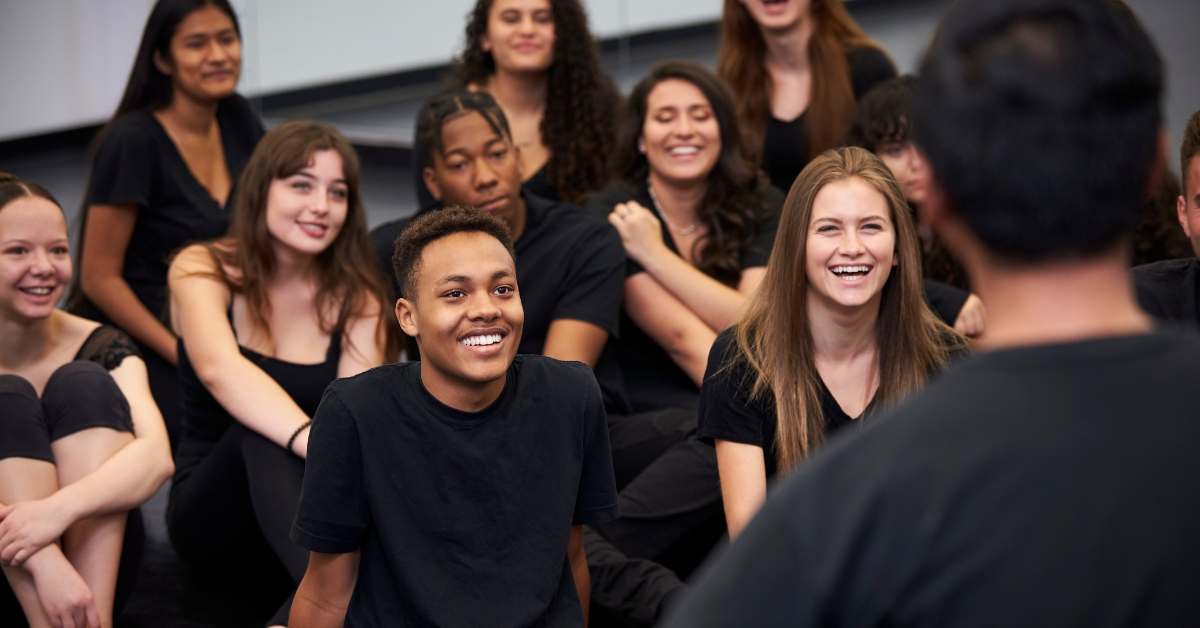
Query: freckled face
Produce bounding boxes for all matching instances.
[265,150,349,258]
[805,177,897,312]
[157,6,242,103]
[482,0,555,74]
[0,197,71,321]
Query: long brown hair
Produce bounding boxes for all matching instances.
[613,60,765,287]
[198,121,397,361]
[732,147,961,471]
[454,0,619,204]
[718,0,881,163]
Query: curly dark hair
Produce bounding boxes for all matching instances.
[614,60,765,287]
[1132,170,1192,266]
[847,75,917,152]
[453,0,619,205]
[393,206,516,301]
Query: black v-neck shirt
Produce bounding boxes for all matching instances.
[86,95,264,321]
[761,46,897,193]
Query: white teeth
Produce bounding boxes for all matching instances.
[460,334,502,347]
[669,146,699,155]
[831,266,870,275]
[21,287,53,295]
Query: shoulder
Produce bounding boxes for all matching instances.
[76,325,142,371]
[584,183,639,220]
[168,242,229,283]
[1132,258,1197,283]
[216,94,262,131]
[97,112,159,153]
[326,362,414,407]
[371,217,412,260]
[540,198,623,249]
[847,45,898,98]
[514,354,598,389]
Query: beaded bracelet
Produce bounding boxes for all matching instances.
[287,420,313,457]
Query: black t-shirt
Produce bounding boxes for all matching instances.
[762,46,897,193]
[371,192,627,410]
[1133,258,1199,328]
[697,329,860,478]
[666,331,1200,627]
[86,95,263,321]
[584,182,782,413]
[291,356,619,628]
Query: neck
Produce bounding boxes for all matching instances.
[486,69,548,117]
[269,242,320,286]
[648,171,707,224]
[968,250,1152,350]
[157,91,220,135]
[0,310,60,370]
[761,13,814,71]
[419,361,507,412]
[807,295,880,362]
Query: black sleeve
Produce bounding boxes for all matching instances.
[573,366,620,525]
[697,331,770,448]
[741,210,781,269]
[552,222,627,337]
[291,388,370,554]
[923,279,970,326]
[849,46,899,100]
[88,117,155,208]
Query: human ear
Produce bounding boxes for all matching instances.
[638,137,646,154]
[1180,194,1193,239]
[153,49,173,76]
[481,33,492,53]
[423,167,443,202]
[396,298,419,338]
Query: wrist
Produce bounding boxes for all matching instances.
[23,544,67,577]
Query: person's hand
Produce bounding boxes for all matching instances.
[608,201,668,266]
[26,548,102,628]
[954,294,986,338]
[0,497,73,567]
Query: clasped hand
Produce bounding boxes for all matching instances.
[608,201,668,266]
[0,496,72,567]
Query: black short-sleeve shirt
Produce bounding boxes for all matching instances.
[371,193,627,408]
[584,183,782,413]
[762,46,897,192]
[292,355,619,627]
[86,95,264,320]
[667,331,1200,628]
[697,328,861,477]
[1132,258,1200,328]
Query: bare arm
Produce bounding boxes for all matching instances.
[715,439,768,541]
[568,525,589,626]
[337,299,387,379]
[623,273,717,386]
[289,550,361,628]
[168,245,316,457]
[80,204,179,365]
[543,320,609,368]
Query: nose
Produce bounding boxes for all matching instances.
[839,230,867,258]
[29,247,55,276]
[466,290,502,322]
[518,14,536,35]
[675,115,695,139]
[474,156,500,191]
[309,187,331,216]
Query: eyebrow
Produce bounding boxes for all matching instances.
[290,171,347,185]
[812,215,890,225]
[435,269,514,286]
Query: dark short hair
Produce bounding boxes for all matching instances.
[847,75,917,152]
[912,0,1163,261]
[415,90,512,168]
[392,206,517,301]
[1182,109,1200,196]
[0,173,62,213]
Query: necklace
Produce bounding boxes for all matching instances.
[647,178,699,236]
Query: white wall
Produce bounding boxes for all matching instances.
[0,0,721,142]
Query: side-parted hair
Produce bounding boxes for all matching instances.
[454,0,619,204]
[392,205,516,302]
[732,147,961,471]
[416,90,513,167]
[1182,110,1200,197]
[199,121,398,360]
[718,0,884,163]
[0,173,62,213]
[614,60,765,287]
[912,0,1163,261]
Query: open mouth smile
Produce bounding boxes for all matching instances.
[830,265,872,281]
[18,286,55,296]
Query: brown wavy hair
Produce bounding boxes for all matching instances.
[196,121,398,361]
[453,0,619,204]
[718,0,882,163]
[613,60,766,287]
[731,147,962,471]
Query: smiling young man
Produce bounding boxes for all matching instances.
[288,207,618,627]
[664,1,1200,626]
[1133,108,1200,328]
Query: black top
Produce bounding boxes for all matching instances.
[1132,258,1199,328]
[371,192,628,410]
[74,325,141,371]
[761,46,897,193]
[666,331,1200,628]
[171,324,342,488]
[923,278,970,326]
[584,183,782,413]
[86,95,264,321]
[697,329,861,478]
[291,356,619,628]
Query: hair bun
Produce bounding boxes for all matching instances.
[0,172,19,183]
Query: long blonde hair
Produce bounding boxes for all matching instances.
[732,147,962,471]
[718,0,883,163]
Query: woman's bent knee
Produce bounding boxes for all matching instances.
[0,374,53,463]
[42,361,134,441]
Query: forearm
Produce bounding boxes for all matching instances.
[290,551,359,628]
[49,438,172,524]
[715,440,768,541]
[83,274,177,362]
[638,249,748,331]
[201,357,314,450]
[569,527,589,625]
[290,584,350,628]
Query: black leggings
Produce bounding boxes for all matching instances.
[167,422,306,626]
[0,363,144,625]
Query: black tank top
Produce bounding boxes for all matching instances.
[173,317,342,485]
